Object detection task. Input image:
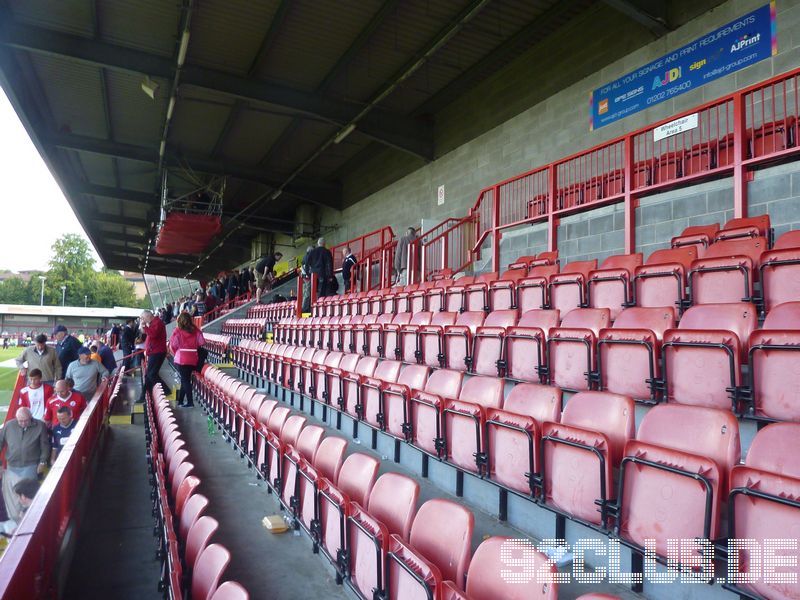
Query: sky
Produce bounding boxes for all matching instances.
[0,88,101,273]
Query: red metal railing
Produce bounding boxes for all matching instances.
[447,65,800,274]
[201,289,253,325]
[0,373,121,599]
[330,226,394,266]
[419,215,476,281]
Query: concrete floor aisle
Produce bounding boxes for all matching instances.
[63,376,162,600]
[172,400,349,600]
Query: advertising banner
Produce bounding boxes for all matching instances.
[590,2,777,130]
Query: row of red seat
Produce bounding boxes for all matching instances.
[252,301,800,421]
[202,334,232,362]
[146,383,248,600]
[212,331,800,599]
[193,364,633,600]
[247,301,294,322]
[220,319,264,339]
[312,224,800,319]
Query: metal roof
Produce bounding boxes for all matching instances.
[0,0,672,278]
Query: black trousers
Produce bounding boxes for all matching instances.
[176,364,195,405]
[140,352,168,401]
[121,345,133,371]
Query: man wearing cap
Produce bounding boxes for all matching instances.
[53,325,82,378]
[65,348,108,399]
[15,333,60,384]
[0,407,49,522]
[138,309,169,403]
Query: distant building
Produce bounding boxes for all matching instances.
[122,271,147,299]
[0,304,141,338]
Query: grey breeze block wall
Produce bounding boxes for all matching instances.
[318,0,800,266]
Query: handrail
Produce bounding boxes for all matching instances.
[0,371,122,599]
[330,226,394,265]
[201,289,253,325]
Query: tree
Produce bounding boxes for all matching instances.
[46,234,95,306]
[89,270,138,308]
[0,277,31,304]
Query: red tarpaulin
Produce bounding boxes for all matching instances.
[155,213,222,255]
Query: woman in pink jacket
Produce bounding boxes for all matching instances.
[170,312,205,407]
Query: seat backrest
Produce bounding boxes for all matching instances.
[392,312,412,326]
[499,268,527,282]
[210,581,249,600]
[721,215,771,237]
[355,356,379,377]
[562,391,635,464]
[560,259,597,278]
[373,360,402,383]
[313,436,348,483]
[536,250,559,264]
[455,275,475,286]
[613,307,676,339]
[529,264,559,278]
[465,537,557,600]
[323,352,344,368]
[175,475,201,517]
[474,272,497,285]
[458,376,505,409]
[179,493,210,542]
[410,312,433,326]
[295,424,325,460]
[256,399,277,426]
[367,472,420,539]
[267,406,291,436]
[701,236,767,262]
[559,308,611,336]
[192,544,231,600]
[432,311,458,327]
[337,453,380,506]
[762,301,800,329]
[339,353,360,372]
[409,499,474,588]
[644,246,698,269]
[454,311,485,332]
[482,310,517,328]
[517,309,560,331]
[503,383,562,424]
[774,229,800,250]
[398,364,430,390]
[680,224,720,238]
[172,462,196,498]
[678,303,757,345]
[185,516,219,571]
[598,253,643,272]
[377,313,394,325]
[435,279,454,288]
[745,422,800,477]
[637,404,740,476]
[424,369,463,397]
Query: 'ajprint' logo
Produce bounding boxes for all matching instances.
[731,32,761,52]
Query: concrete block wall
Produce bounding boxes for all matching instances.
[497,222,549,271]
[319,0,800,258]
[557,204,627,266]
[748,162,800,238]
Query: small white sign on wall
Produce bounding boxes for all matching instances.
[437,185,445,206]
[653,113,699,142]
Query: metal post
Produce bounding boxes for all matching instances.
[295,274,303,317]
[38,276,46,306]
[61,285,66,307]
[733,91,748,218]
[491,185,501,271]
[547,165,558,252]
[310,273,318,311]
[623,134,636,254]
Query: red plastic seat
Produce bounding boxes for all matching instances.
[210,581,249,600]
[587,253,643,319]
[185,516,219,571]
[192,544,231,600]
[540,391,634,525]
[747,301,800,422]
[662,302,757,411]
[417,311,458,367]
[346,473,420,600]
[381,312,412,359]
[504,309,560,383]
[410,369,464,456]
[548,260,597,316]
[281,424,324,510]
[397,312,433,364]
[488,267,528,311]
[442,311,486,371]
[689,237,767,305]
[486,383,562,495]
[715,214,771,243]
[517,264,559,313]
[597,307,676,402]
[547,308,610,391]
[261,406,291,487]
[360,360,402,429]
[425,278,454,313]
[773,229,800,250]
[759,242,800,312]
[174,474,200,518]
[728,422,800,600]
[386,499,473,597]
[671,223,720,256]
[338,356,378,418]
[463,272,498,312]
[296,436,348,533]
[381,365,431,439]
[633,246,697,310]
[443,376,505,473]
[179,493,210,543]
[616,404,740,559]
[443,276,475,313]
[471,309,518,376]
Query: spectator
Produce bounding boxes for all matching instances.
[50,406,76,462]
[306,237,335,297]
[15,333,60,384]
[341,246,358,294]
[255,252,283,301]
[238,267,250,298]
[109,323,121,348]
[0,478,39,536]
[120,318,137,372]
[226,270,240,302]
[191,293,206,318]
[394,226,418,286]
[0,408,49,522]
[95,340,117,374]
[89,344,102,363]
[138,310,169,403]
[169,312,205,408]
[65,347,108,399]
[44,380,87,426]
[204,292,217,314]
[18,369,52,421]
[52,325,81,378]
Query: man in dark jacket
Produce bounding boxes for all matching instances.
[225,271,240,302]
[120,318,137,371]
[255,252,283,301]
[307,237,334,297]
[341,247,357,293]
[53,325,82,377]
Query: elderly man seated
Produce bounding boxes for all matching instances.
[0,408,49,522]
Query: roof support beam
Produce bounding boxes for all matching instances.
[0,21,433,160]
[74,181,158,206]
[45,132,341,207]
[602,0,669,36]
[89,215,152,230]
